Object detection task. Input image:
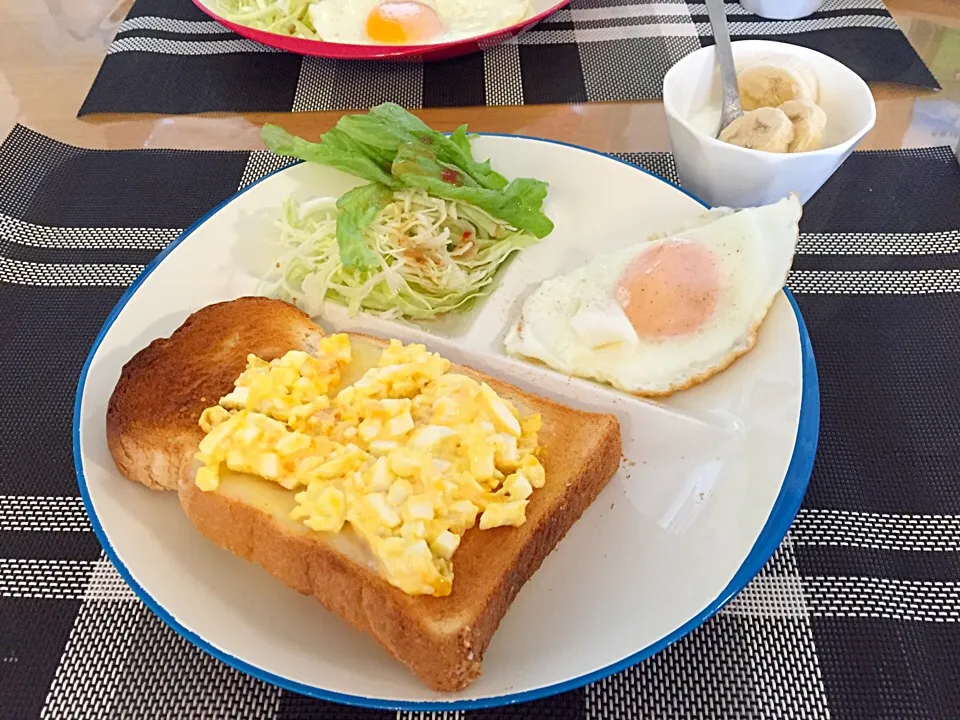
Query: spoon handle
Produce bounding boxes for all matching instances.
[705,0,743,132]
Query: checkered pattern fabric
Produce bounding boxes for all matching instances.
[2,126,959,720]
[78,0,938,115]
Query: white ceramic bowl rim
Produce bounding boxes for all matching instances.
[72,135,821,711]
[663,40,877,160]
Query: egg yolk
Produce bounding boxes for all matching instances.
[615,239,720,338]
[366,1,444,43]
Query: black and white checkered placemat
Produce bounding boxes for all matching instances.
[78,0,939,115]
[2,125,959,719]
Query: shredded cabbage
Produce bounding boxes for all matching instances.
[215,0,318,38]
[259,189,538,320]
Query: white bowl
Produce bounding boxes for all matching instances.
[662,40,876,208]
[739,0,823,20]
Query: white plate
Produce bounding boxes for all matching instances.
[73,135,819,710]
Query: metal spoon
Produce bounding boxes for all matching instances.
[705,0,743,134]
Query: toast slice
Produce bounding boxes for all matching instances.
[107,297,622,691]
[107,297,323,490]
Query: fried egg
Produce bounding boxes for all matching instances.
[504,196,802,396]
[309,0,529,45]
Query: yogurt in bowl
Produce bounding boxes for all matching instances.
[663,40,876,208]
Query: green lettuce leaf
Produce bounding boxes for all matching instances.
[449,125,474,157]
[392,142,554,238]
[334,183,392,270]
[262,104,509,191]
[261,124,397,188]
[363,104,508,190]
[332,113,412,168]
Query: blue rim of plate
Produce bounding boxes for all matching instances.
[73,133,820,711]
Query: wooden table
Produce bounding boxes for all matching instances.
[1,0,958,154]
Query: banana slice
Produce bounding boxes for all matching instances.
[779,99,828,153]
[718,107,794,153]
[786,59,820,104]
[737,63,815,111]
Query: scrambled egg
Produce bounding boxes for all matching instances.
[195,335,544,597]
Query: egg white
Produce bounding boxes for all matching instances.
[308,0,529,45]
[433,0,529,38]
[309,0,381,44]
[504,195,801,396]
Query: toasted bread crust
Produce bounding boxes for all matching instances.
[108,298,622,690]
[106,297,323,491]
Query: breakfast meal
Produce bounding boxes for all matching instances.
[106,296,621,690]
[504,195,802,396]
[215,0,530,44]
[718,58,829,153]
[91,89,814,697]
[258,104,552,319]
